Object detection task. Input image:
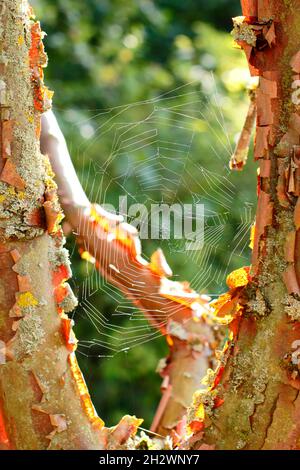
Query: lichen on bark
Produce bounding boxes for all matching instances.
[183,0,300,451]
[0,0,140,450]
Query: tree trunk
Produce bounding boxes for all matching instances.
[0,0,143,450]
[185,0,300,450]
[3,0,300,452]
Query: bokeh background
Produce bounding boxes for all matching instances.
[31,0,256,428]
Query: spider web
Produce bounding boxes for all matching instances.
[66,80,255,358]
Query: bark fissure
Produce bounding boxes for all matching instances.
[260,392,280,449]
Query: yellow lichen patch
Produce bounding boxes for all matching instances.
[226,266,250,289]
[249,223,255,250]
[17,35,24,46]
[7,186,15,196]
[16,291,38,308]
[43,155,56,181]
[195,402,205,421]
[43,200,64,234]
[53,212,64,233]
[187,390,211,434]
[0,195,5,203]
[17,191,25,200]
[25,111,34,124]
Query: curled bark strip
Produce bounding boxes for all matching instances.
[67,353,104,432]
[254,125,270,160]
[231,15,276,76]
[289,146,300,196]
[256,87,274,126]
[265,22,276,47]
[259,159,271,177]
[150,313,219,437]
[184,0,300,450]
[75,205,218,435]
[276,129,300,158]
[229,90,256,171]
[252,190,273,268]
[40,96,217,442]
[76,205,212,332]
[149,248,173,277]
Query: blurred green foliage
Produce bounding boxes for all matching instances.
[30,0,257,428]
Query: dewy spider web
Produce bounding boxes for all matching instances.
[66,80,256,358]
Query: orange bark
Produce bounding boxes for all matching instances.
[184,0,300,450]
[0,1,141,450]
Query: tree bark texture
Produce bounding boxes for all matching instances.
[0,0,143,450]
[185,0,300,450]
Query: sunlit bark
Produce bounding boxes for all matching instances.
[2,0,299,452]
[185,0,300,450]
[0,0,142,450]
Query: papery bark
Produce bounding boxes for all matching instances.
[0,0,141,450]
[186,0,300,450]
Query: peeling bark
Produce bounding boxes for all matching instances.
[3,0,300,452]
[0,0,141,450]
[185,0,300,450]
